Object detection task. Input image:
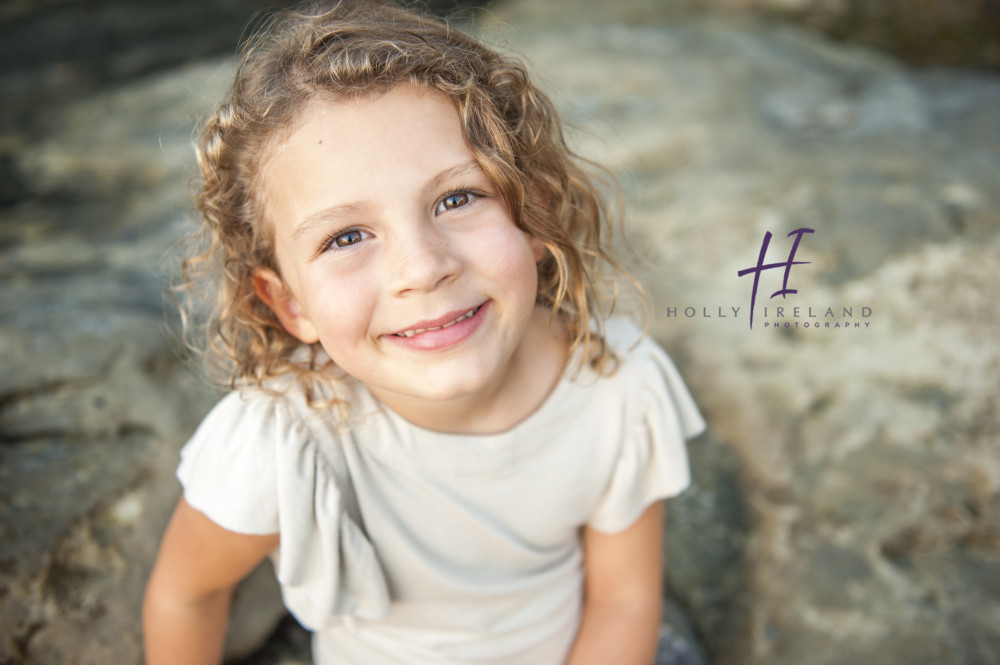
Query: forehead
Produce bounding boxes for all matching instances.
[258,84,473,224]
[268,84,465,169]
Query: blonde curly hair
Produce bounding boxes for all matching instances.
[179,0,637,396]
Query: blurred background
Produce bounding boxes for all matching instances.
[1,1,998,663]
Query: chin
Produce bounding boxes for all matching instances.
[403,367,500,403]
[409,381,487,403]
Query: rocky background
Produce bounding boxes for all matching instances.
[1,1,998,664]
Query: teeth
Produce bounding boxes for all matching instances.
[395,306,479,338]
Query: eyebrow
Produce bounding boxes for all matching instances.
[425,159,484,196]
[291,159,486,242]
[292,201,366,242]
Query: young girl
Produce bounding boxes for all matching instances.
[144,1,705,664]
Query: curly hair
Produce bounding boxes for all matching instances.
[178,0,639,396]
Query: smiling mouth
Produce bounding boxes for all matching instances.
[393,305,483,338]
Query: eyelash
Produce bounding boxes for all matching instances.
[319,226,367,254]
[435,187,482,215]
[318,188,484,254]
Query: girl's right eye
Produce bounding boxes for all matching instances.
[321,227,368,253]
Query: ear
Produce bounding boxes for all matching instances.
[524,184,551,263]
[528,235,548,263]
[252,267,319,344]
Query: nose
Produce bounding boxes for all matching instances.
[388,220,461,296]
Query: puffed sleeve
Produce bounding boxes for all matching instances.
[177,391,280,534]
[176,390,391,626]
[586,338,706,533]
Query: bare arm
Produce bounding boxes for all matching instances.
[143,497,280,665]
[564,501,665,665]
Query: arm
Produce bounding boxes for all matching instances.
[564,501,664,665]
[143,497,280,665]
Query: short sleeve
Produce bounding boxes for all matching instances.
[177,388,391,627]
[177,392,282,534]
[586,338,706,533]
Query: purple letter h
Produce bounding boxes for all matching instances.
[737,228,815,329]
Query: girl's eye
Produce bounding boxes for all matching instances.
[321,228,368,253]
[435,191,473,215]
[334,230,363,247]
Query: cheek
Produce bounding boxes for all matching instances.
[305,269,377,341]
[467,217,541,282]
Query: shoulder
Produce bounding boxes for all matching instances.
[603,317,656,364]
[177,372,368,534]
[594,317,706,439]
[207,362,368,435]
[598,317,675,389]
[189,381,311,449]
[176,388,293,534]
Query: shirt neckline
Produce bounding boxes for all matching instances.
[348,349,594,475]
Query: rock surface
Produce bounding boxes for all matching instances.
[0,60,286,664]
[1,1,998,664]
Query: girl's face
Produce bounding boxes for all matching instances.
[255,83,547,427]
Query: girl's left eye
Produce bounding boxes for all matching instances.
[435,191,474,215]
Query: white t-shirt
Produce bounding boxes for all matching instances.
[177,318,705,664]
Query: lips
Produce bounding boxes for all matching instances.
[391,304,484,338]
[384,301,489,352]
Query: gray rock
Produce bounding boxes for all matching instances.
[2,2,999,664]
[0,59,286,664]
